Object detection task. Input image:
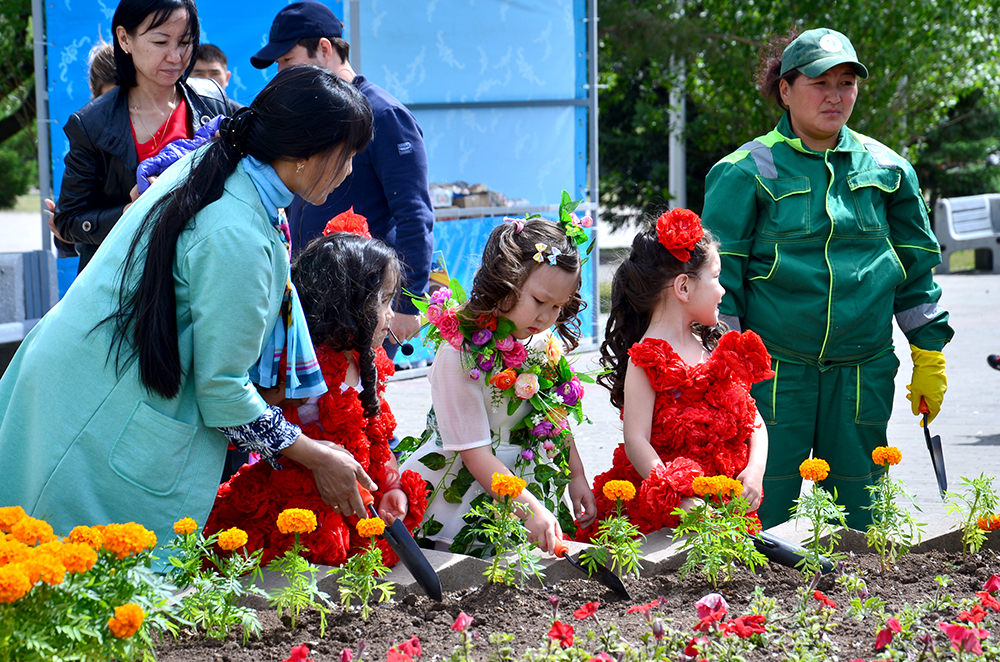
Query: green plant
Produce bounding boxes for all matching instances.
[327,517,394,620]
[672,476,767,587]
[469,473,546,587]
[834,571,886,620]
[945,473,1000,561]
[266,509,332,634]
[864,446,925,571]
[791,459,848,578]
[580,480,644,579]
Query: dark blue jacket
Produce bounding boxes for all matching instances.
[289,75,434,315]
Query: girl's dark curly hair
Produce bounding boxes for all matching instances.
[464,217,586,351]
[756,29,801,110]
[292,232,401,418]
[598,220,724,411]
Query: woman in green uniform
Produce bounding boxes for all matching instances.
[702,28,953,530]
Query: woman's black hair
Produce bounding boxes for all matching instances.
[113,0,200,88]
[756,29,801,110]
[598,219,724,410]
[464,217,585,351]
[292,232,401,418]
[103,65,374,399]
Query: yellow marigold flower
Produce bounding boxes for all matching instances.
[602,480,637,502]
[66,525,104,550]
[173,517,198,536]
[276,509,317,535]
[102,522,157,560]
[799,458,831,482]
[0,506,26,533]
[491,473,527,499]
[356,517,386,538]
[217,527,248,551]
[0,538,32,567]
[56,542,98,574]
[19,553,66,586]
[10,516,55,546]
[108,603,145,639]
[692,476,744,499]
[0,564,32,603]
[871,446,902,467]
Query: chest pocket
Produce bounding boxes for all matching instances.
[847,168,900,233]
[756,176,812,238]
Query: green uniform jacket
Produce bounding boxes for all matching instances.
[703,114,953,366]
[0,156,288,545]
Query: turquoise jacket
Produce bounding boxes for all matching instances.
[0,155,288,546]
[703,114,953,366]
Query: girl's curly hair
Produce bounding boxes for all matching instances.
[599,219,725,410]
[291,232,401,417]
[463,217,585,350]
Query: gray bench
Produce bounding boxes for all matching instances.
[935,194,1000,274]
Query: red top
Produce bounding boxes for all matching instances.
[132,97,189,162]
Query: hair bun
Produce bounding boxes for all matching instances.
[220,107,256,157]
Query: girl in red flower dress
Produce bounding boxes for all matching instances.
[204,221,427,567]
[577,209,773,539]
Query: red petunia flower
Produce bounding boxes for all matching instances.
[573,601,600,620]
[939,622,989,654]
[451,612,474,632]
[959,604,987,624]
[684,635,709,657]
[978,590,1000,612]
[284,644,315,662]
[875,617,901,650]
[813,591,836,609]
[721,614,767,638]
[655,208,704,262]
[984,574,1000,594]
[548,621,574,648]
[625,599,661,622]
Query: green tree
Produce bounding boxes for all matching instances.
[598,0,1000,228]
[0,0,35,144]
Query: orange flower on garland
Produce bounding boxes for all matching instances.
[655,208,704,262]
[107,603,145,639]
[602,480,637,503]
[66,525,104,550]
[0,564,32,603]
[356,517,386,538]
[218,527,249,551]
[871,446,902,467]
[56,543,98,574]
[322,206,371,238]
[691,475,744,500]
[490,368,517,391]
[10,516,55,546]
[799,458,830,482]
[277,509,318,535]
[491,473,527,499]
[101,522,157,560]
[173,517,198,536]
[0,505,25,533]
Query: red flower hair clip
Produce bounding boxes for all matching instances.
[323,206,371,238]
[656,208,704,262]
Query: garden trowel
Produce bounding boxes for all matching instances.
[358,484,443,601]
[553,540,631,599]
[919,397,948,500]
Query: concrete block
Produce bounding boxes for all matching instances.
[380,549,487,598]
[0,254,24,324]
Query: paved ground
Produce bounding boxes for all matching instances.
[387,273,1000,523]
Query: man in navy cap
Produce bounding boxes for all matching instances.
[253,1,434,356]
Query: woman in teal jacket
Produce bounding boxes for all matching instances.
[702,29,953,530]
[0,66,378,548]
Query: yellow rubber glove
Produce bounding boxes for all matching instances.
[905,344,947,424]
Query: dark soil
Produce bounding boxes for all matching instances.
[155,549,1000,661]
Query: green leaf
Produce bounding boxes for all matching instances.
[449,277,467,303]
[576,371,596,384]
[507,397,521,416]
[418,452,447,471]
[423,516,443,537]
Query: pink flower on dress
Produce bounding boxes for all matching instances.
[426,304,443,324]
[501,342,528,368]
[513,373,539,399]
[436,309,461,344]
[495,336,516,352]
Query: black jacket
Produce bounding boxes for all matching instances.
[53,77,237,272]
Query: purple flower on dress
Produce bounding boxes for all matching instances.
[476,353,495,372]
[521,449,535,461]
[532,421,555,438]
[555,378,584,407]
[472,329,493,346]
[430,287,452,305]
[469,368,481,381]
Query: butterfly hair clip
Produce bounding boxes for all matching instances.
[533,243,549,263]
[547,247,562,266]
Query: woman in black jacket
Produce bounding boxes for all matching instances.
[52,0,236,272]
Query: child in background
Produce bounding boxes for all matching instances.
[577,209,772,539]
[204,214,427,567]
[402,215,597,555]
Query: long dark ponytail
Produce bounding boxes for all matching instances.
[103,66,373,398]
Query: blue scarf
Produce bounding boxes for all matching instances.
[244,156,327,399]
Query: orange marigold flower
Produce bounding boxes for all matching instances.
[692,475,744,499]
[66,525,104,550]
[602,480,637,503]
[20,554,66,586]
[0,506,26,533]
[799,458,830,482]
[0,539,31,567]
[491,473,527,499]
[173,517,198,536]
[107,603,145,639]
[57,542,98,574]
[871,446,902,467]
[102,523,157,560]
[276,509,317,535]
[10,516,55,546]
[979,517,991,532]
[356,517,386,538]
[0,564,32,603]
[217,527,248,551]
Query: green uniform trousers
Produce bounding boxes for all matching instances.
[753,351,898,530]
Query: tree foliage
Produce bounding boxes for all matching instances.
[0,0,35,145]
[598,0,1000,227]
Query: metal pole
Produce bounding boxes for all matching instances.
[32,0,52,252]
[587,0,600,344]
[667,56,686,209]
[350,0,362,74]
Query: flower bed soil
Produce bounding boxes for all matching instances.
[154,549,1000,661]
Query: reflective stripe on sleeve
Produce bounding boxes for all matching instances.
[738,140,778,179]
[895,303,944,332]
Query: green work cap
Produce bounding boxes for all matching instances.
[780,28,869,79]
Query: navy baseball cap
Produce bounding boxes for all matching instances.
[251,1,343,69]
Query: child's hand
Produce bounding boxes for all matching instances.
[524,505,562,554]
[377,488,408,524]
[736,465,764,511]
[569,475,597,530]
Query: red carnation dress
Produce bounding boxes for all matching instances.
[204,345,428,567]
[577,330,773,538]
